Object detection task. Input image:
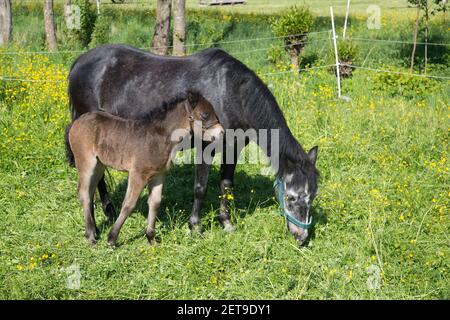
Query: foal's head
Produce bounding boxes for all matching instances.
[184,92,224,142]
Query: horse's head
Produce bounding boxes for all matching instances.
[280,146,319,246]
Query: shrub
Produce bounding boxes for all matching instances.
[89,15,110,48]
[188,13,235,50]
[270,6,314,70]
[266,45,285,67]
[73,0,97,48]
[372,66,441,98]
[337,40,359,77]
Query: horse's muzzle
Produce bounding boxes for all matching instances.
[287,222,309,246]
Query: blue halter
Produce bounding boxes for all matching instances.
[273,177,313,230]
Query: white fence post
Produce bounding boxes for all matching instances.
[343,0,351,39]
[330,6,341,99]
[96,0,101,15]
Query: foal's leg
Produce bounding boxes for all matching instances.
[77,159,105,245]
[107,171,148,246]
[97,176,116,224]
[145,174,164,244]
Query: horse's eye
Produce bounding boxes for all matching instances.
[200,112,209,120]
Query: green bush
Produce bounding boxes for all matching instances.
[73,0,97,48]
[372,66,441,98]
[335,40,359,77]
[338,40,358,62]
[270,6,314,69]
[188,13,235,51]
[266,45,285,66]
[271,6,314,38]
[89,15,110,48]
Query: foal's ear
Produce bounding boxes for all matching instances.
[186,91,200,109]
[308,146,318,165]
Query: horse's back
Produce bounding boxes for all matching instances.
[68,44,267,129]
[68,44,198,119]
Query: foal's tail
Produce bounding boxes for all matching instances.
[64,94,78,167]
[65,123,75,167]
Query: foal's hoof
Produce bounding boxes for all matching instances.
[107,232,117,247]
[145,230,156,245]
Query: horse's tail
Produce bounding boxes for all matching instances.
[64,94,78,167]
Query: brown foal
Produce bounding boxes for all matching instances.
[69,92,224,246]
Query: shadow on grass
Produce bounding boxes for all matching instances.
[100,163,276,238]
[97,163,329,246]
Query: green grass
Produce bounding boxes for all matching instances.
[0,1,449,299]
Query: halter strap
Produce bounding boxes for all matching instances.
[273,177,313,229]
[189,117,219,130]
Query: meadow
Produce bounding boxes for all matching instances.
[0,1,448,299]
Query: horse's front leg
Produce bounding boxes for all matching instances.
[189,145,212,233]
[218,142,239,232]
[218,162,237,231]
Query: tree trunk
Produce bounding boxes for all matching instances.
[44,0,58,51]
[410,6,420,72]
[288,50,299,71]
[0,0,12,46]
[285,36,305,71]
[151,0,172,55]
[173,0,186,56]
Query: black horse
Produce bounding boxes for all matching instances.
[65,44,319,244]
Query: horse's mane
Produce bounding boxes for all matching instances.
[198,49,316,176]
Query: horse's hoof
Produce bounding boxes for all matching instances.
[86,238,97,246]
[223,222,236,232]
[107,241,116,248]
[189,224,203,235]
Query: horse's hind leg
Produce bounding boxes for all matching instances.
[77,158,105,245]
[98,176,116,224]
[107,171,149,246]
[146,174,164,244]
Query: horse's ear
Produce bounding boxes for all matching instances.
[308,146,318,165]
[186,91,200,109]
